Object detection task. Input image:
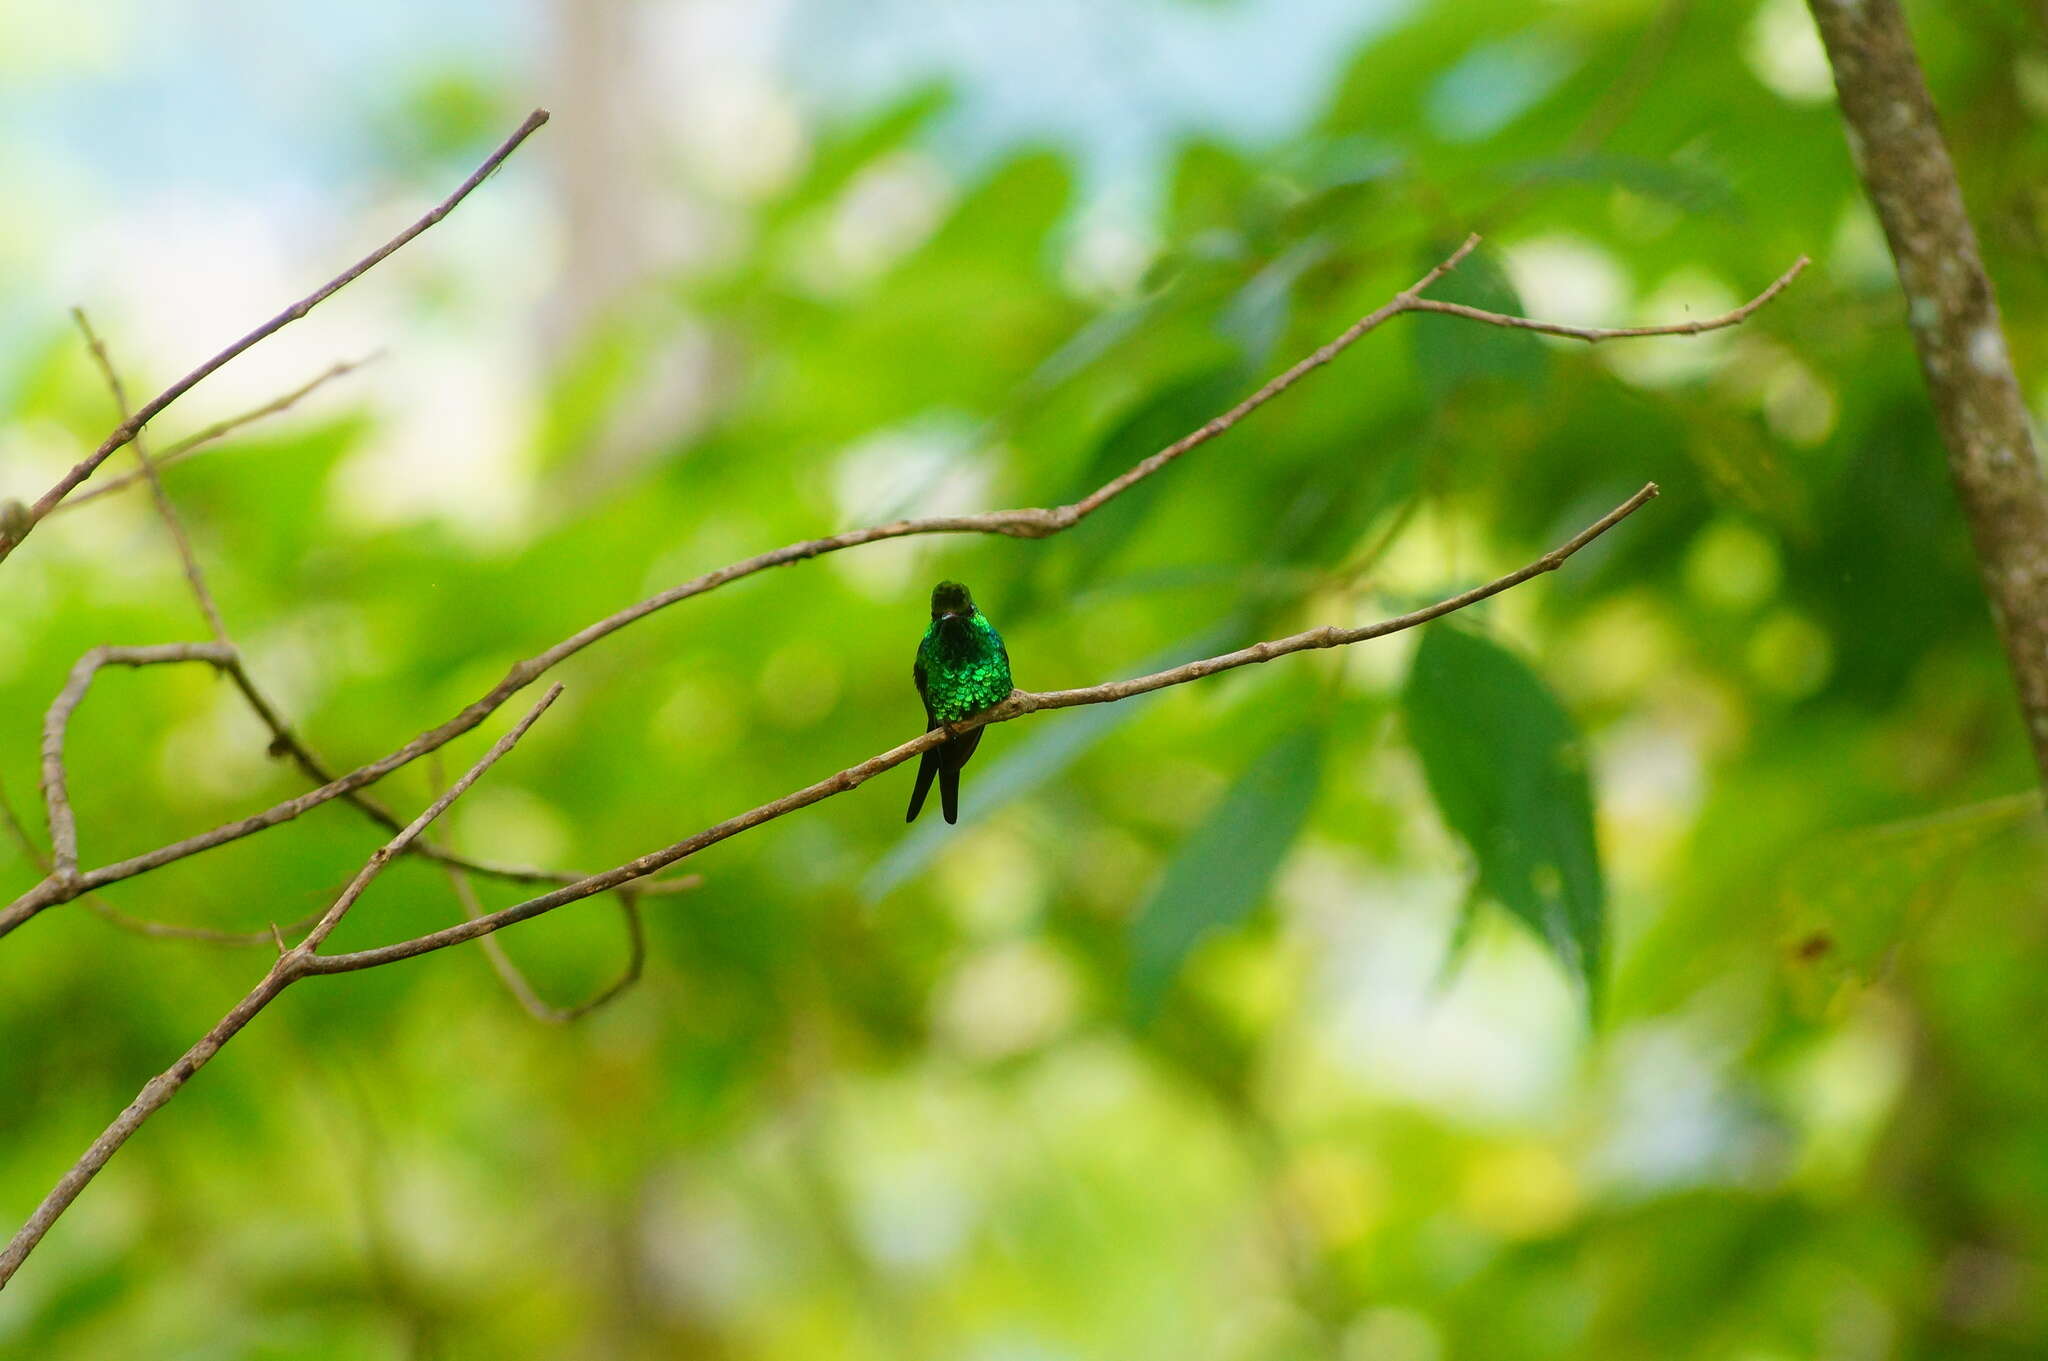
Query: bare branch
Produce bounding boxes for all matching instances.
[213,661,692,892]
[2,236,1798,936]
[1,770,313,946]
[307,483,1658,977]
[298,685,564,952]
[0,685,561,1288]
[0,775,47,871]
[1404,255,1810,342]
[54,354,379,515]
[0,109,549,565]
[1064,235,1482,521]
[448,867,652,1024]
[6,625,689,940]
[73,309,232,643]
[86,900,323,948]
[0,486,1653,1285]
[39,644,236,880]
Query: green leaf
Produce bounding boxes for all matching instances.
[1218,236,1332,367]
[1410,242,1547,403]
[1014,294,1164,402]
[1128,726,1324,1017]
[1509,153,1743,220]
[1045,366,1248,592]
[1403,623,1603,1007]
[1780,793,2041,1017]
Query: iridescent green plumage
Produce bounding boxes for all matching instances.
[907,581,1012,825]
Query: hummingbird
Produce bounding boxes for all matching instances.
[907,580,1012,825]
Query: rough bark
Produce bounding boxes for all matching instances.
[1807,0,2048,785]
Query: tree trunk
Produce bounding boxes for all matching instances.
[1806,0,2048,788]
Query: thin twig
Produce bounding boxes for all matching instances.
[448,867,650,1024]
[0,686,562,1289]
[0,775,48,871]
[0,238,1801,938]
[11,639,693,942]
[428,745,671,1022]
[0,109,548,565]
[212,659,695,890]
[85,901,323,948]
[0,770,311,945]
[55,354,379,515]
[1064,236,1481,520]
[0,489,1653,1287]
[307,483,1659,977]
[1404,255,1809,342]
[299,686,563,952]
[73,309,231,642]
[39,644,236,879]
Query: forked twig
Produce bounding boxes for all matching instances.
[0,109,549,564]
[55,354,379,515]
[0,484,1657,1286]
[1,235,1803,940]
[0,685,563,1286]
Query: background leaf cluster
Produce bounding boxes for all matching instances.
[3,1,2047,1357]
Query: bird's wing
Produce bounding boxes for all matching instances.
[906,657,942,822]
[913,655,934,723]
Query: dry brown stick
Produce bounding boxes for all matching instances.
[41,319,691,905]
[39,645,235,878]
[55,354,378,515]
[1403,255,1808,342]
[69,320,598,891]
[0,771,305,945]
[13,642,693,943]
[0,109,548,565]
[1,238,1800,939]
[0,777,51,873]
[1058,236,1480,519]
[0,685,561,1290]
[0,488,1652,1288]
[447,866,651,1024]
[213,658,689,893]
[428,743,673,1022]
[1806,0,2048,786]
[74,309,232,643]
[86,899,323,948]
[310,483,1659,977]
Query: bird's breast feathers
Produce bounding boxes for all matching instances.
[918,618,1011,721]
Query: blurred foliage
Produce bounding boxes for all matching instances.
[4,0,2048,1357]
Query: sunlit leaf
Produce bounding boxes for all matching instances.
[1403,623,1603,1006]
[1128,726,1323,1017]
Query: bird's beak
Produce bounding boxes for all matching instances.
[938,611,964,622]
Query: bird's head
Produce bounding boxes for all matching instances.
[929,580,976,622]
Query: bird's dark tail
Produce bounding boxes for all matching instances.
[908,726,985,825]
[938,727,983,825]
[906,744,940,823]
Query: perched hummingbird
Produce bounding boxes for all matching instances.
[906,580,1012,825]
